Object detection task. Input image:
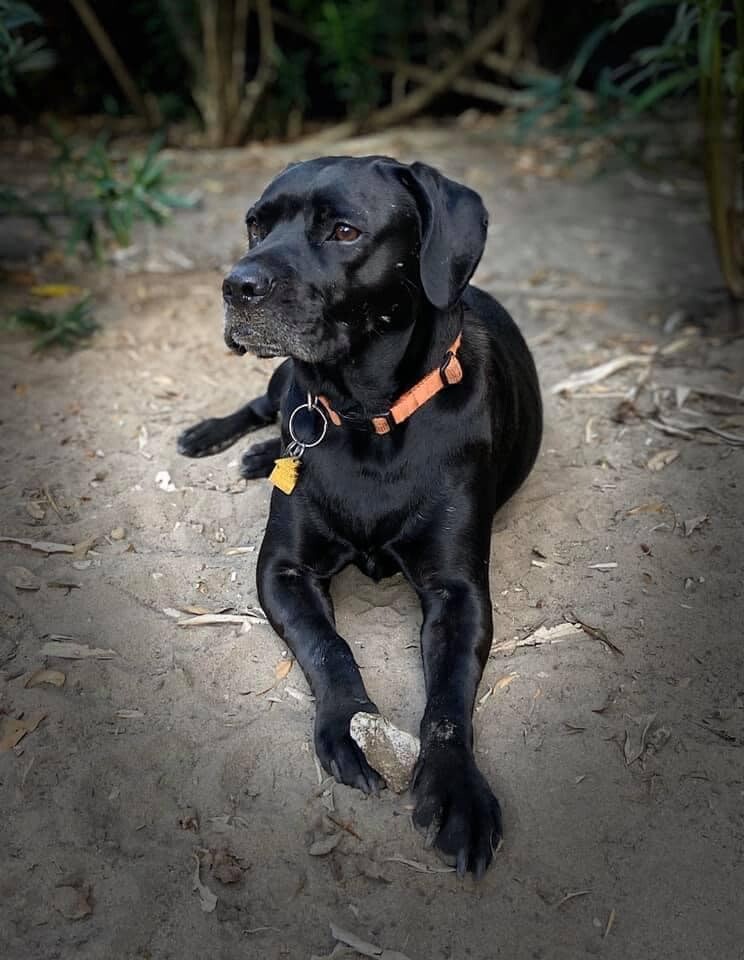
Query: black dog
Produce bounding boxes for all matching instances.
[178,156,542,877]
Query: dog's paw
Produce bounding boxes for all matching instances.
[240,438,282,479]
[412,746,502,879]
[177,419,236,458]
[315,705,386,796]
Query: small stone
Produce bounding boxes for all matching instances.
[110,527,126,541]
[350,712,420,793]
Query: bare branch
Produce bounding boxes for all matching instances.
[197,0,223,145]
[371,57,535,108]
[482,51,597,109]
[226,0,276,145]
[230,0,251,113]
[68,0,156,124]
[321,0,533,138]
[158,0,201,73]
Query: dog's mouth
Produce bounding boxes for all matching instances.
[223,301,350,364]
[223,303,285,358]
[225,329,284,358]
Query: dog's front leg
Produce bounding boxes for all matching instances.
[257,539,385,795]
[402,554,502,878]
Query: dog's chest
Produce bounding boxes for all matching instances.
[297,433,440,548]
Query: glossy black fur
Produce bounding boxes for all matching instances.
[178,156,542,877]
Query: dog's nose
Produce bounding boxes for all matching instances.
[223,263,274,303]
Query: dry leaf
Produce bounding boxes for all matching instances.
[626,502,666,516]
[383,854,455,874]
[192,854,217,913]
[330,924,413,960]
[177,613,267,627]
[647,449,679,471]
[309,833,343,856]
[72,536,96,560]
[652,413,744,446]
[178,810,200,832]
[5,565,41,590]
[31,283,83,298]
[275,658,293,680]
[0,536,74,554]
[494,672,519,690]
[554,890,591,909]
[683,515,709,537]
[25,668,65,688]
[40,640,117,659]
[355,856,391,883]
[492,621,584,655]
[311,947,359,960]
[550,354,651,395]
[52,884,93,920]
[209,848,244,884]
[0,711,46,751]
[572,618,624,656]
[25,501,46,520]
[623,713,656,765]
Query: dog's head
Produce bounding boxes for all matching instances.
[222,156,488,362]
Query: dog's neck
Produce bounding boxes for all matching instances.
[293,305,463,417]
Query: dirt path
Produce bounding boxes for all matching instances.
[1,124,742,960]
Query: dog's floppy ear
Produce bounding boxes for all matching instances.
[403,161,488,310]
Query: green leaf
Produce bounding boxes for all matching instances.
[1,2,41,30]
[566,22,612,86]
[630,67,698,112]
[4,297,98,352]
[611,0,681,33]
[149,189,197,209]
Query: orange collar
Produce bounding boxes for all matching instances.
[317,333,463,436]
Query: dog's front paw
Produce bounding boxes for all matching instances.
[177,419,235,458]
[412,745,502,878]
[240,438,282,479]
[315,702,386,797]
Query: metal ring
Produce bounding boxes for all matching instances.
[286,440,304,458]
[288,399,327,449]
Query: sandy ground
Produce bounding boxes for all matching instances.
[1,124,743,960]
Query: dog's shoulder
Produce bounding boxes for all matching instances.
[463,284,515,332]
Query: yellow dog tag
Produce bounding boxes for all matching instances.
[269,456,301,495]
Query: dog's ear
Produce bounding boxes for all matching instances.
[403,161,488,310]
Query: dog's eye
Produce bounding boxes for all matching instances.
[330,223,361,242]
[247,218,260,244]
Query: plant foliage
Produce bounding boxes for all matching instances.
[49,131,196,259]
[518,0,744,299]
[3,297,98,351]
[0,0,54,96]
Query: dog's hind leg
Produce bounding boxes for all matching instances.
[177,359,292,458]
